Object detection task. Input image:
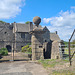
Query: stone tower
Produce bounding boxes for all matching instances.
[31,16,45,61]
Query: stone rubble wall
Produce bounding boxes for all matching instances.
[51,41,60,59]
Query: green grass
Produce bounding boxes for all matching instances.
[52,70,75,75]
[38,59,75,75]
[65,49,69,54]
[38,59,56,68]
[38,59,69,68]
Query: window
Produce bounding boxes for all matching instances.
[4,32,7,34]
[21,46,23,48]
[39,46,42,48]
[21,33,25,38]
[45,40,47,42]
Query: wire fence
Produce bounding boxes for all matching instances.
[59,44,69,60]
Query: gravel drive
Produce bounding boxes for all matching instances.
[0,61,48,75]
[0,72,32,75]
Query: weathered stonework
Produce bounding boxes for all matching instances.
[0,16,61,60]
[51,41,60,59]
[31,30,45,60]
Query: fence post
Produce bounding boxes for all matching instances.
[11,43,14,61]
[59,41,63,59]
[69,39,71,66]
[13,49,14,61]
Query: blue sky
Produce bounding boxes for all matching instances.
[0,0,75,41]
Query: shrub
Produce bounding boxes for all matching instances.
[27,47,32,52]
[21,45,32,53]
[21,45,29,52]
[0,48,8,56]
[1,48,7,50]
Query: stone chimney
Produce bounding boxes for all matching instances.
[29,22,33,31]
[55,31,57,34]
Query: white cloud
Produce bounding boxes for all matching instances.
[0,0,25,19]
[43,7,75,41]
[43,18,52,24]
[71,6,75,9]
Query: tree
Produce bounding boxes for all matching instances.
[25,21,30,24]
[0,20,6,24]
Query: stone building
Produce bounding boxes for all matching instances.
[50,32,61,59]
[0,16,61,59]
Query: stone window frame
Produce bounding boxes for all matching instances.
[4,32,7,34]
[39,46,42,48]
[21,33,25,38]
[21,46,23,48]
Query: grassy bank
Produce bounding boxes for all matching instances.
[38,59,75,75]
[38,59,69,68]
[52,70,75,75]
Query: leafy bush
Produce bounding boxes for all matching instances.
[21,45,32,53]
[0,48,8,56]
[25,21,30,24]
[21,45,29,52]
[27,47,32,52]
[1,48,7,50]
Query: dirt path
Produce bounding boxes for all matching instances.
[0,61,48,75]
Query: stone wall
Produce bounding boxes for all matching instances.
[51,41,60,59]
[0,42,4,49]
[0,23,13,50]
[15,32,31,51]
[43,26,50,42]
[32,33,44,60]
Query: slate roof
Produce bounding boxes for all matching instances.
[43,26,50,32]
[33,25,42,29]
[16,23,30,32]
[50,33,60,41]
[15,23,43,32]
[0,22,8,32]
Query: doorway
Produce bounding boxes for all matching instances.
[6,45,11,52]
[43,42,51,59]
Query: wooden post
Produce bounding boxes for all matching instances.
[69,39,71,66]
[11,42,14,61]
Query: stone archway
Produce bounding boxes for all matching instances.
[6,45,11,52]
[43,42,51,59]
